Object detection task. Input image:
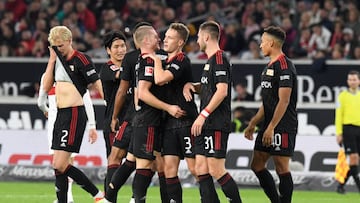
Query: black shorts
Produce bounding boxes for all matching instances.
[113,121,133,152]
[343,125,360,154]
[103,130,116,157]
[194,129,229,158]
[162,127,195,159]
[52,106,86,153]
[133,126,161,160]
[254,130,296,156]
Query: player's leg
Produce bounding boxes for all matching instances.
[53,107,103,202]
[273,156,292,203]
[132,126,159,203]
[194,134,220,203]
[164,155,181,202]
[53,150,71,203]
[67,156,76,203]
[251,150,279,203]
[162,128,186,202]
[105,146,126,202]
[105,122,135,202]
[154,151,168,203]
[252,130,280,203]
[206,131,241,203]
[103,130,116,198]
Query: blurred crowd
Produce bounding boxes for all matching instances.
[1,0,360,60]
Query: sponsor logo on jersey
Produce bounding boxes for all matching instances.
[86,69,96,76]
[261,81,272,88]
[280,75,290,80]
[110,65,120,71]
[69,65,75,71]
[171,63,180,70]
[203,64,210,71]
[215,71,226,76]
[266,69,274,76]
[145,66,154,76]
[201,76,208,84]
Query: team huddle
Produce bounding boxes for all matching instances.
[37,20,298,203]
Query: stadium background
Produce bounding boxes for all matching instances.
[1,0,360,193]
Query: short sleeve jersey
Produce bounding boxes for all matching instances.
[119,50,140,123]
[200,50,231,132]
[260,54,298,133]
[59,51,99,96]
[99,60,127,130]
[133,55,163,127]
[163,52,198,129]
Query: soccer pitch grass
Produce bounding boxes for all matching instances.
[0,182,358,203]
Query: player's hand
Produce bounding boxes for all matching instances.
[110,118,119,132]
[244,125,255,140]
[88,128,98,144]
[167,105,186,118]
[336,135,343,147]
[48,46,56,62]
[43,111,49,118]
[142,53,160,62]
[262,127,274,147]
[183,82,195,102]
[191,115,205,136]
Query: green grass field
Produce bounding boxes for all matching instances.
[0,181,358,203]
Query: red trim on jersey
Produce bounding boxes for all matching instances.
[146,127,154,152]
[279,55,288,70]
[74,51,90,66]
[48,86,55,95]
[215,50,223,65]
[115,121,128,141]
[268,54,287,68]
[215,131,221,150]
[69,107,78,145]
[282,132,288,148]
[167,52,184,63]
[107,60,114,65]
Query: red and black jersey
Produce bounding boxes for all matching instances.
[99,60,127,131]
[119,50,139,123]
[133,54,164,127]
[260,54,298,133]
[200,50,231,132]
[59,50,99,96]
[163,52,198,129]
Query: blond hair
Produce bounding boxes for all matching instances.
[48,26,72,46]
[133,25,154,47]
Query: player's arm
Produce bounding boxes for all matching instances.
[144,53,174,86]
[183,82,201,102]
[244,105,264,140]
[111,79,130,132]
[267,87,291,130]
[191,82,227,136]
[83,90,98,144]
[37,74,49,117]
[202,82,228,113]
[138,80,185,118]
[42,47,56,92]
[88,79,104,99]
